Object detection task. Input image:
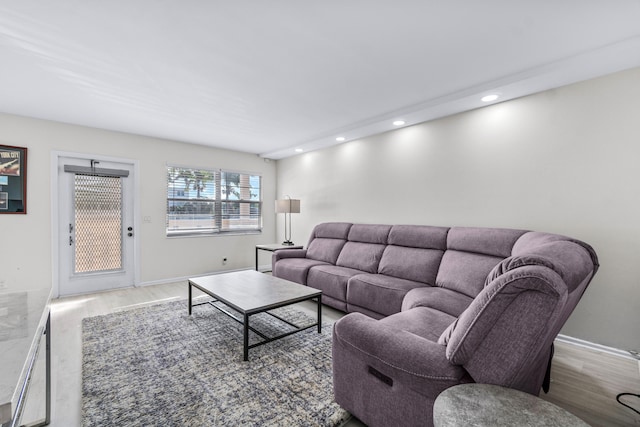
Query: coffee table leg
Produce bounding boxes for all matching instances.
[317,295,322,333]
[243,313,249,361]
[188,281,192,315]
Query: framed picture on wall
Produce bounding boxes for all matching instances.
[0,145,27,214]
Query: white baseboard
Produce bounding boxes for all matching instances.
[136,267,252,287]
[556,334,638,361]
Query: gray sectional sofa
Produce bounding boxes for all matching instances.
[272,222,598,427]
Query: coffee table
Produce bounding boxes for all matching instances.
[188,270,322,361]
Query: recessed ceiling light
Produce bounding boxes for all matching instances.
[481,94,499,102]
[393,120,405,126]
[336,136,346,142]
[295,148,303,153]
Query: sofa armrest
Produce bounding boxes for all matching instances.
[272,248,307,262]
[271,248,307,273]
[333,312,468,397]
[442,266,570,393]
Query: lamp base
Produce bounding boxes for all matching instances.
[281,240,295,246]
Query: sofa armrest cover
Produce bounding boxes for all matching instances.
[271,249,307,272]
[333,312,467,397]
[272,248,307,262]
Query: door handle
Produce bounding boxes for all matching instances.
[127,226,133,237]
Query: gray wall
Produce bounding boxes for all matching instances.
[0,114,277,294]
[276,67,640,351]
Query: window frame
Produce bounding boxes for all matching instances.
[166,165,262,237]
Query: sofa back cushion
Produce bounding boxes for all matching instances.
[336,224,391,273]
[347,223,392,244]
[447,227,527,258]
[377,225,449,284]
[387,225,449,249]
[307,239,347,264]
[436,251,504,298]
[510,231,599,291]
[306,222,352,264]
[435,227,528,298]
[337,242,386,273]
[379,246,443,284]
[308,222,352,241]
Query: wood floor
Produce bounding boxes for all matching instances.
[21,281,640,426]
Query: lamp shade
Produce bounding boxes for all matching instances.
[275,198,300,214]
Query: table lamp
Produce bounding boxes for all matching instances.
[275,196,300,245]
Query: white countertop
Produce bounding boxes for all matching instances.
[0,287,52,424]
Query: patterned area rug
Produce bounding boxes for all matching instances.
[82,299,351,427]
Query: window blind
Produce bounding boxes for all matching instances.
[166,166,262,236]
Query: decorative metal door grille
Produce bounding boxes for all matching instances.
[74,174,123,273]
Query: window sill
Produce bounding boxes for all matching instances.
[166,230,262,239]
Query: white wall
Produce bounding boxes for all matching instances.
[0,114,277,294]
[276,67,640,351]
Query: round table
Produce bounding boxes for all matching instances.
[433,384,590,426]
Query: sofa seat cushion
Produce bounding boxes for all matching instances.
[380,307,456,343]
[347,274,426,317]
[402,287,473,318]
[307,265,363,302]
[272,258,329,285]
[332,312,470,398]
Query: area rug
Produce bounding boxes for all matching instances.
[82,299,351,427]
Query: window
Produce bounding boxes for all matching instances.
[166,166,262,236]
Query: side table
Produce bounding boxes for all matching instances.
[255,243,303,272]
[433,383,590,427]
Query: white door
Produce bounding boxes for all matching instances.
[57,156,136,296]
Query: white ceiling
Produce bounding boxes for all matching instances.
[1,1,640,159]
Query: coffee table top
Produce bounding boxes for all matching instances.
[188,270,321,315]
